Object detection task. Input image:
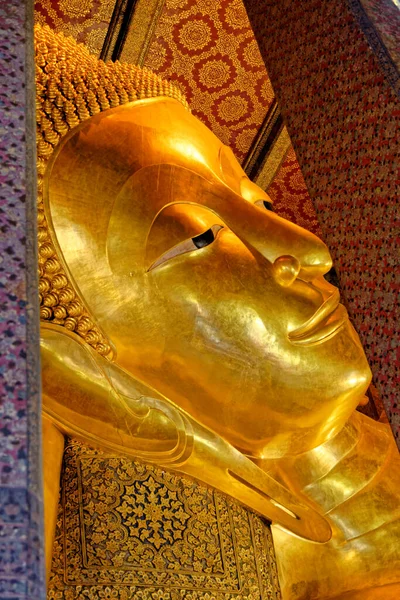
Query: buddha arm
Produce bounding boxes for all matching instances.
[269,411,400,599]
[40,323,331,547]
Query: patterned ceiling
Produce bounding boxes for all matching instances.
[33,0,316,229]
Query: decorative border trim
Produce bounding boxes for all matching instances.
[100,0,132,61]
[242,99,292,192]
[100,0,166,66]
[243,100,281,178]
[99,0,166,65]
[257,126,291,192]
[0,0,45,597]
[136,0,166,66]
[347,0,400,97]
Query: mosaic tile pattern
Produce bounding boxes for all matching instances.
[0,0,45,597]
[244,0,400,443]
[267,146,323,236]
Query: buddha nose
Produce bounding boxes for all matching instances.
[250,205,332,281]
[213,182,333,281]
[272,255,301,287]
[229,181,332,280]
[238,207,332,282]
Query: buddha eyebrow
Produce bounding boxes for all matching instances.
[149,201,222,229]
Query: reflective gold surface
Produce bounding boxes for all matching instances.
[36,26,400,600]
[269,411,400,599]
[42,415,64,578]
[41,323,330,544]
[45,98,368,460]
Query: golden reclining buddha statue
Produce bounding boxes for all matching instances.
[36,25,400,600]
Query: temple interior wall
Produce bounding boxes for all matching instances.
[1,2,399,599]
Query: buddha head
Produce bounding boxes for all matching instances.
[37,26,371,460]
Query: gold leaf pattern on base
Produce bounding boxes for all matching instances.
[48,440,281,599]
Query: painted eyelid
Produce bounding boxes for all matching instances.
[147,224,223,272]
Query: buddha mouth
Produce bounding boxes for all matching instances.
[288,290,348,346]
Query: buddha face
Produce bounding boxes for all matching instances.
[47,98,371,458]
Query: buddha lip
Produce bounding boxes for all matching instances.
[288,290,346,345]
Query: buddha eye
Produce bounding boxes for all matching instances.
[255,199,274,212]
[263,200,274,212]
[192,228,215,248]
[148,224,223,271]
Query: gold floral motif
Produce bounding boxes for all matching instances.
[218,94,249,124]
[58,0,94,20]
[177,20,214,53]
[48,440,281,599]
[235,127,258,154]
[242,39,263,69]
[145,40,170,72]
[224,0,249,31]
[198,59,232,89]
[257,79,275,105]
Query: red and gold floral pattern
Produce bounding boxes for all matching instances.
[175,14,218,55]
[218,0,251,34]
[34,0,116,55]
[216,89,254,125]
[143,0,274,161]
[194,53,236,92]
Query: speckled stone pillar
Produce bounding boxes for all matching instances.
[0,1,45,597]
[244,0,400,445]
